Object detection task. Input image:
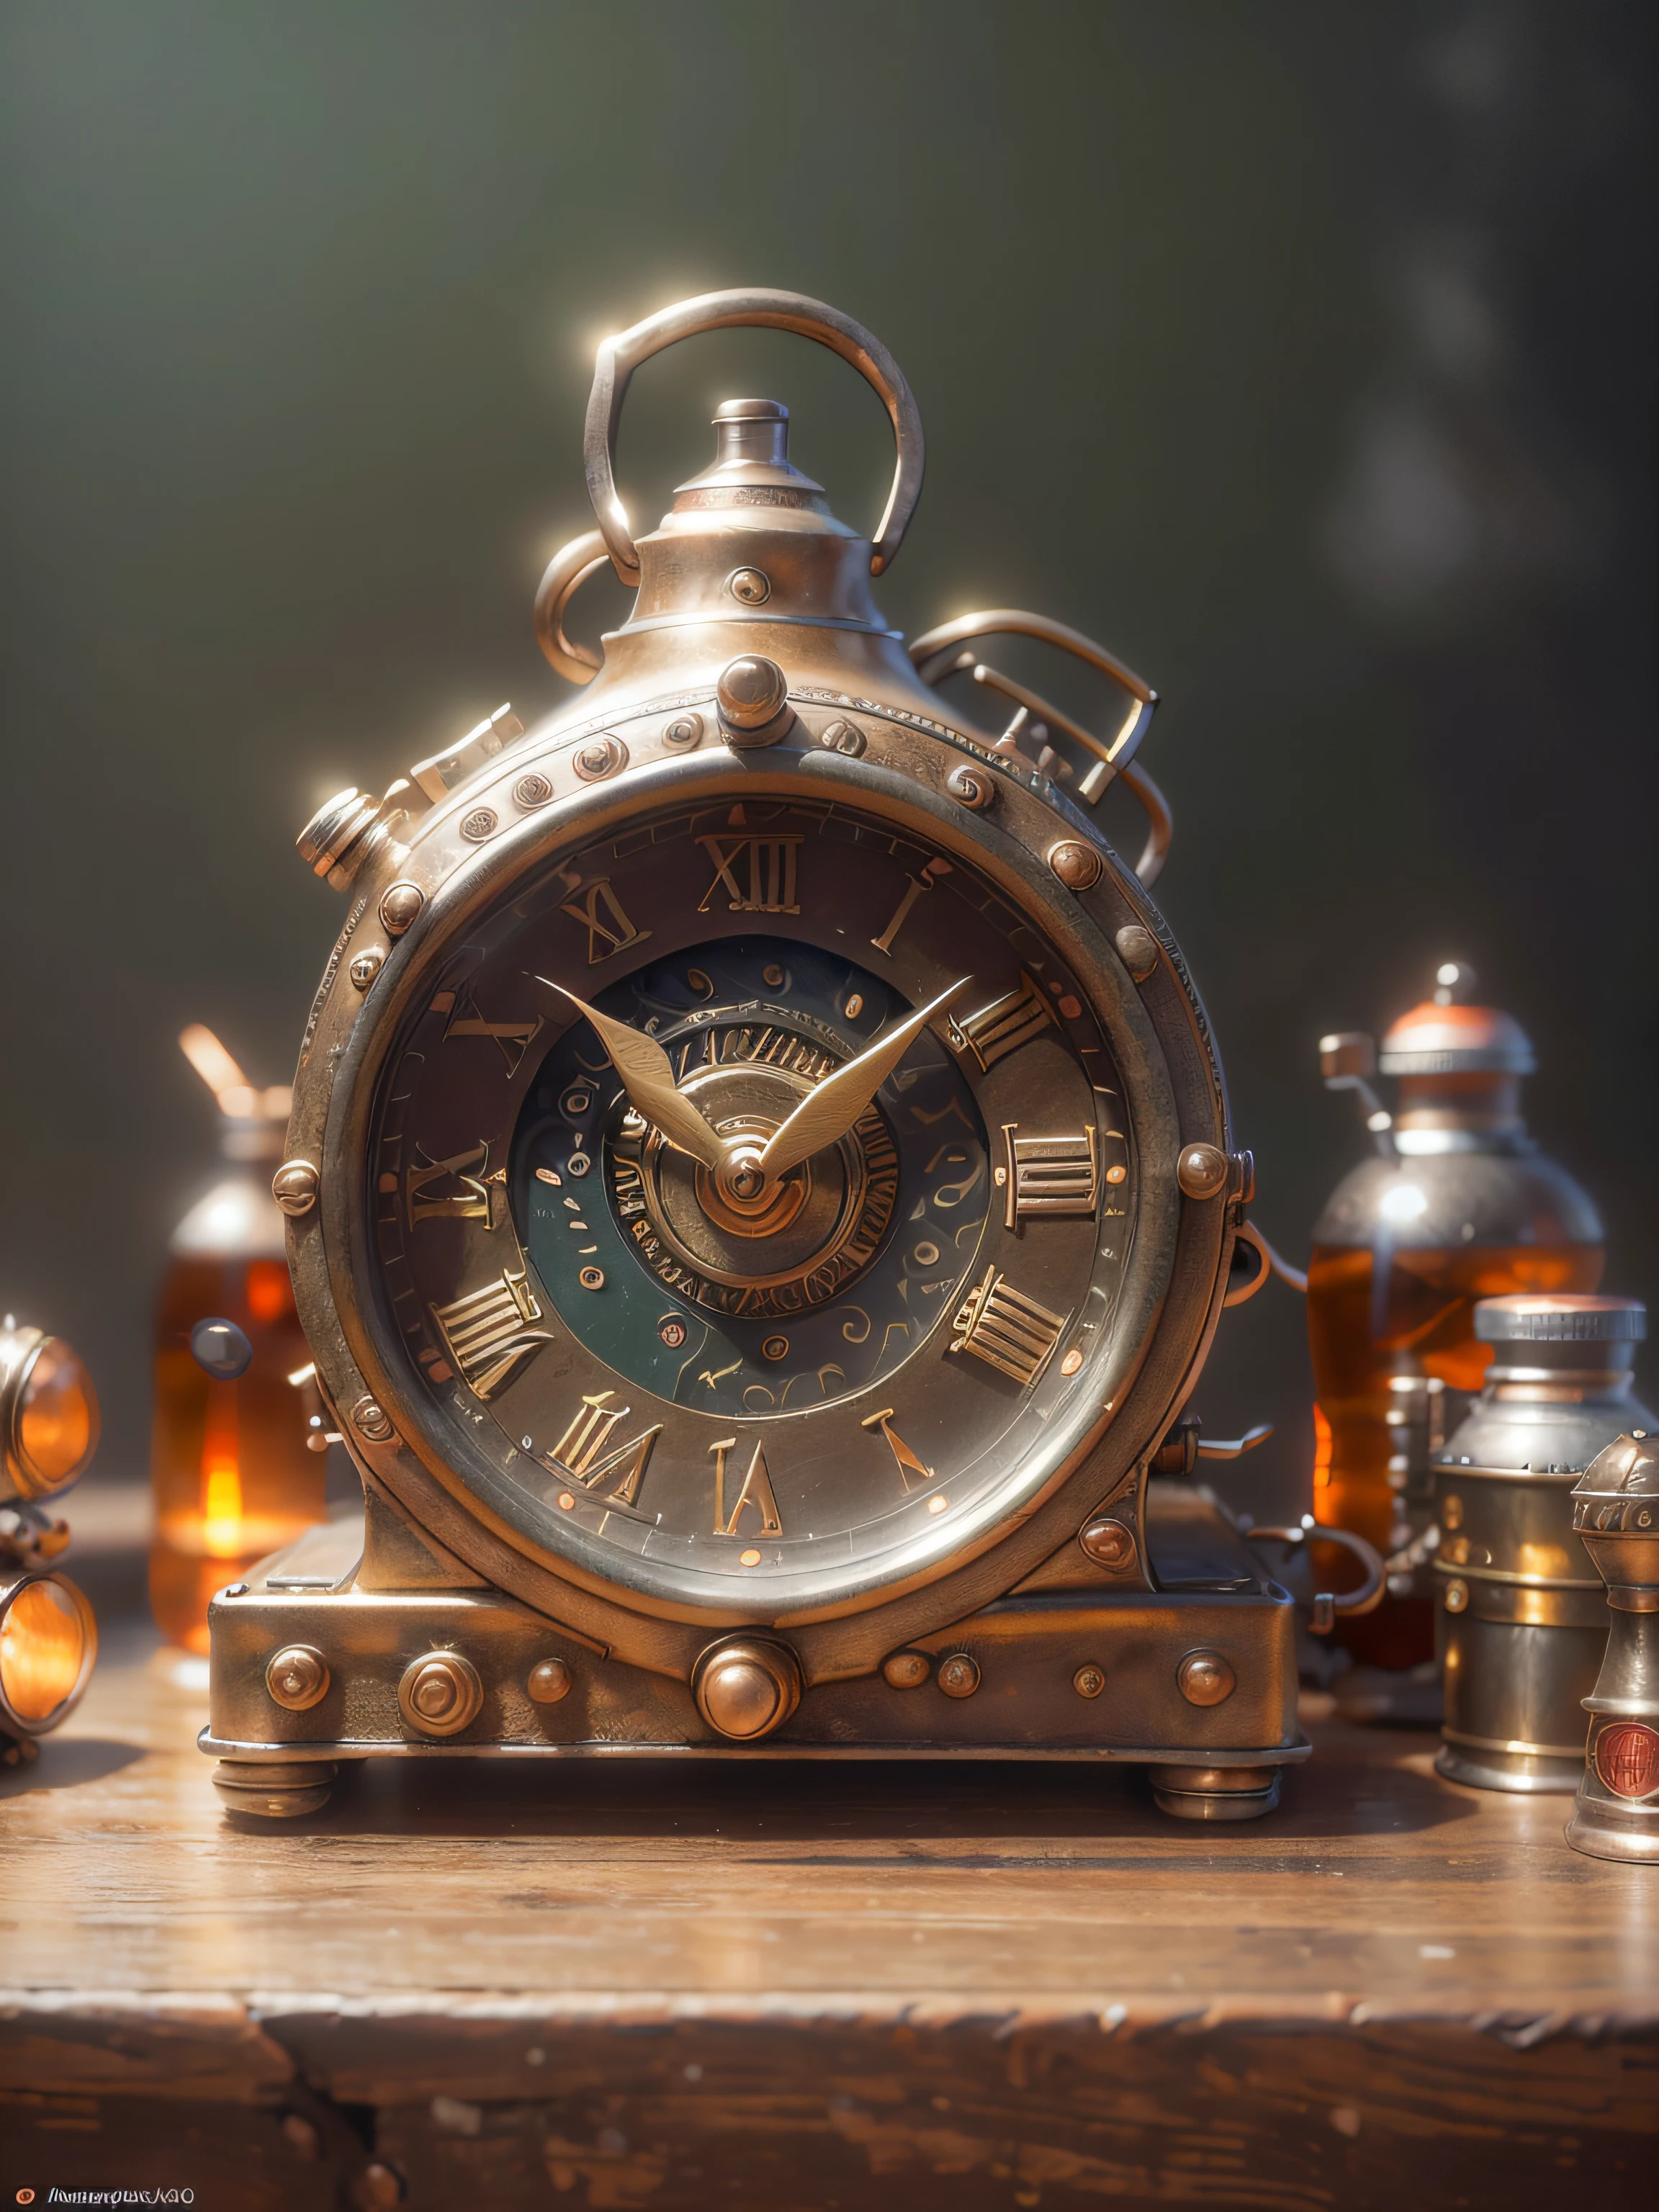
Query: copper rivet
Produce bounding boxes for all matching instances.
[349,948,384,992]
[663,713,704,750]
[1177,1143,1229,1200]
[1444,1578,1469,1614]
[739,1547,762,1567]
[398,1650,483,1737]
[514,771,554,808]
[726,565,771,605]
[351,1395,394,1443]
[819,718,866,756]
[527,1658,571,1704]
[272,1161,320,1216]
[266,1645,330,1711]
[945,761,994,811]
[575,734,627,781]
[1060,1348,1084,1377]
[459,806,498,842]
[845,993,863,1018]
[557,1491,575,1510]
[927,1493,949,1514]
[938,1653,980,1699]
[1079,1517,1136,1570]
[1105,1164,1127,1184]
[578,1267,605,1291]
[379,881,425,936]
[883,1650,930,1690]
[1048,839,1104,891]
[1115,923,1159,981]
[1177,1651,1236,1707]
[1073,1664,1106,1701]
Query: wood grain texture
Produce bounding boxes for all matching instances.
[2,1626,1655,2208]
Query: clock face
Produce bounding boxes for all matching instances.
[367,786,1140,1617]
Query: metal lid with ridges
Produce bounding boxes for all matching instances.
[1475,1295,1647,1344]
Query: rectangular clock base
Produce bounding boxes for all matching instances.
[202,1501,1305,1823]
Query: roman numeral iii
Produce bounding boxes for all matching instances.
[999,1123,1100,1227]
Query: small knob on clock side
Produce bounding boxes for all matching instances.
[693,1636,801,1740]
[715,656,795,749]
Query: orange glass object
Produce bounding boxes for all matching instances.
[14,1339,100,1490]
[150,1029,324,1653]
[150,1254,323,1652]
[0,1578,94,1724]
[1308,1238,1604,1667]
[1308,970,1604,1678]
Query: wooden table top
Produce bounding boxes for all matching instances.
[6,1619,1654,2029]
[4,1529,1656,2209]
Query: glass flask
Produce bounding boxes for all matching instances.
[150,1028,324,1652]
[1308,965,1603,1681]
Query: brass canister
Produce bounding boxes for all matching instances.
[1566,1432,1659,1863]
[1434,1295,1650,1793]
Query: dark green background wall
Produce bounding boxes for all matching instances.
[2,1,1653,1520]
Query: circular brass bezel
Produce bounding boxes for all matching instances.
[2,1331,101,1501]
[0,1569,99,1735]
[287,693,1233,1679]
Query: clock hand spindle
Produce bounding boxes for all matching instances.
[755,978,971,1182]
[534,980,728,1172]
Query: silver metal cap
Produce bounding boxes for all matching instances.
[1475,1295,1646,1345]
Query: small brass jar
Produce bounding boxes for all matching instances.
[1433,1295,1651,1794]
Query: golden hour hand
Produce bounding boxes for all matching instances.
[755,979,970,1180]
[536,981,728,1172]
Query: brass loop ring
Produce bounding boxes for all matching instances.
[533,529,609,685]
[908,609,1169,885]
[584,287,925,583]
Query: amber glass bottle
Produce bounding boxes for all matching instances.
[1308,968,1602,1680]
[150,1030,324,1652]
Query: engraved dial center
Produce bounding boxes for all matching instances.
[616,1038,895,1303]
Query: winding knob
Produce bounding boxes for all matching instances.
[1176,1143,1229,1200]
[716,656,793,747]
[693,1636,801,1740]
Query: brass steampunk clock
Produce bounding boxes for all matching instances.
[204,290,1308,1822]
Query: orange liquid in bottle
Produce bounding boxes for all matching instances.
[1308,1238,1603,1667]
[150,1254,323,1652]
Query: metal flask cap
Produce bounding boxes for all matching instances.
[1475,1295,1647,1346]
[1379,965,1536,1078]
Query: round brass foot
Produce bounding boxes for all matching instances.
[1151,1765,1281,1822]
[213,1758,338,1819]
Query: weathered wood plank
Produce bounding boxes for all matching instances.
[1,1631,1656,2207]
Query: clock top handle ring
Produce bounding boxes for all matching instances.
[584,286,926,585]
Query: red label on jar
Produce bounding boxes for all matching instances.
[1595,1721,1659,1800]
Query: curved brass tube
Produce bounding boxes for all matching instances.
[908,608,1169,884]
[1118,760,1172,890]
[533,530,608,685]
[1226,1220,1308,1303]
[1245,1521,1387,1632]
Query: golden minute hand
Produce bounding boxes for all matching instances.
[756,979,971,1181]
[536,981,728,1172]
